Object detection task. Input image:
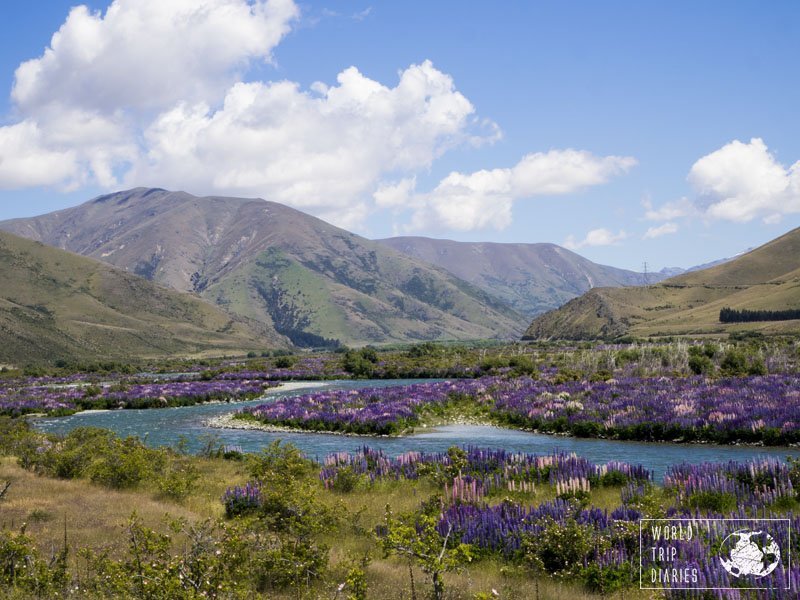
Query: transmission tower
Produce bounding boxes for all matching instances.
[642,261,650,287]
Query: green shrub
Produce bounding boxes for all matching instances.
[253,536,329,592]
[599,470,629,486]
[247,440,312,482]
[25,427,112,479]
[342,348,378,377]
[686,491,737,513]
[615,349,640,366]
[406,342,440,358]
[0,418,33,456]
[747,358,767,376]
[80,515,250,599]
[82,384,104,397]
[329,466,363,493]
[197,433,225,458]
[590,369,613,382]
[0,526,68,595]
[553,368,581,384]
[508,355,537,376]
[556,489,591,507]
[16,427,184,493]
[688,354,714,375]
[770,494,800,512]
[257,481,333,535]
[87,439,161,489]
[720,349,748,376]
[274,355,295,369]
[156,460,199,501]
[380,501,473,600]
[580,562,636,594]
[522,517,596,576]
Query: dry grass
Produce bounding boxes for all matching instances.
[1,452,649,600]
[177,456,251,517]
[0,457,199,556]
[352,556,651,600]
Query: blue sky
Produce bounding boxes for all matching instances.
[0,1,798,271]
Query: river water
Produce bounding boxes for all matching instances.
[31,379,800,481]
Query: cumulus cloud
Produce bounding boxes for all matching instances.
[374,177,417,209]
[0,0,635,231]
[126,61,480,225]
[643,222,678,239]
[0,0,299,191]
[642,196,697,221]
[0,0,486,226]
[0,121,78,188]
[405,150,637,231]
[12,0,298,114]
[564,228,627,250]
[641,139,800,226]
[687,138,800,223]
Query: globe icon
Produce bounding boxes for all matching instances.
[719,530,780,578]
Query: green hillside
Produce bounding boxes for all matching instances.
[0,189,524,345]
[0,231,281,364]
[378,236,661,316]
[524,227,800,340]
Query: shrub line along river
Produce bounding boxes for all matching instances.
[30,379,800,481]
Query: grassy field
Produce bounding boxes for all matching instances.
[0,422,654,599]
[0,231,278,365]
[525,226,800,340]
[0,460,621,600]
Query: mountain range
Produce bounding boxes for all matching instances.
[524,227,800,340]
[5,186,765,353]
[0,188,524,346]
[377,237,662,316]
[0,230,277,364]
[656,251,751,278]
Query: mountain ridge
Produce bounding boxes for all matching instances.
[377,236,665,317]
[0,188,524,346]
[523,227,800,340]
[0,230,282,364]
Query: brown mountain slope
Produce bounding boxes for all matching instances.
[377,236,660,316]
[0,231,282,364]
[524,227,800,340]
[0,189,524,345]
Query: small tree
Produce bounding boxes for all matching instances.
[379,501,473,600]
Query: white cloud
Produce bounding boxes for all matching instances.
[0,0,635,232]
[0,121,78,188]
[687,138,800,223]
[0,0,298,191]
[126,61,481,227]
[12,0,298,114]
[643,222,678,239]
[564,228,627,250]
[405,150,636,231]
[511,150,636,195]
[352,7,373,21]
[642,196,697,221]
[374,177,417,208]
[0,0,484,228]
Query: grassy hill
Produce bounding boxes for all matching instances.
[0,231,281,364]
[0,189,523,346]
[524,227,800,340]
[378,236,661,316]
